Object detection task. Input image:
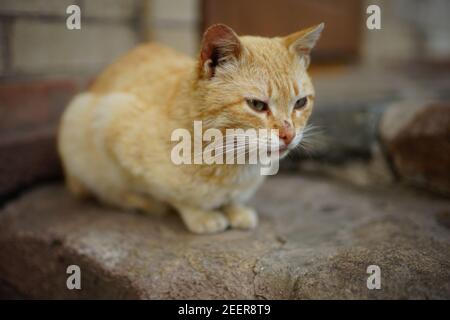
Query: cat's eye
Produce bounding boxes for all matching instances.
[294,97,308,110]
[246,99,269,112]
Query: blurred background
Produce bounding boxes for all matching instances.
[0,0,449,201]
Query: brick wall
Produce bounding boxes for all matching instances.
[0,0,143,79]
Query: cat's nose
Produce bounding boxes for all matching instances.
[278,120,295,145]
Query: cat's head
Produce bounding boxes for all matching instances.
[195,23,324,157]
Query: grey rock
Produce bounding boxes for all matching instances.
[305,101,388,162]
[0,176,449,299]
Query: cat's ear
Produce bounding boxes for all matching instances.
[199,24,242,78]
[283,23,324,67]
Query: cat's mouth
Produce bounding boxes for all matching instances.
[267,145,289,157]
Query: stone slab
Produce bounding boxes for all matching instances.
[0,176,449,299]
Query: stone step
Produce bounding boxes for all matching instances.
[0,176,449,299]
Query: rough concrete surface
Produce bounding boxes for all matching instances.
[0,175,449,299]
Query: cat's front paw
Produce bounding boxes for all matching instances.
[179,208,229,234]
[191,211,229,234]
[224,205,258,230]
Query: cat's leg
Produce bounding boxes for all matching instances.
[223,204,258,230]
[174,204,229,234]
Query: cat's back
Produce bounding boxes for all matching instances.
[90,43,195,105]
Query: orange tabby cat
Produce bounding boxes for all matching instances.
[58,23,323,234]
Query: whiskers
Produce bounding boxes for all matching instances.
[191,124,325,163]
[290,124,325,159]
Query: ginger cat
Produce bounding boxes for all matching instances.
[58,23,323,234]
